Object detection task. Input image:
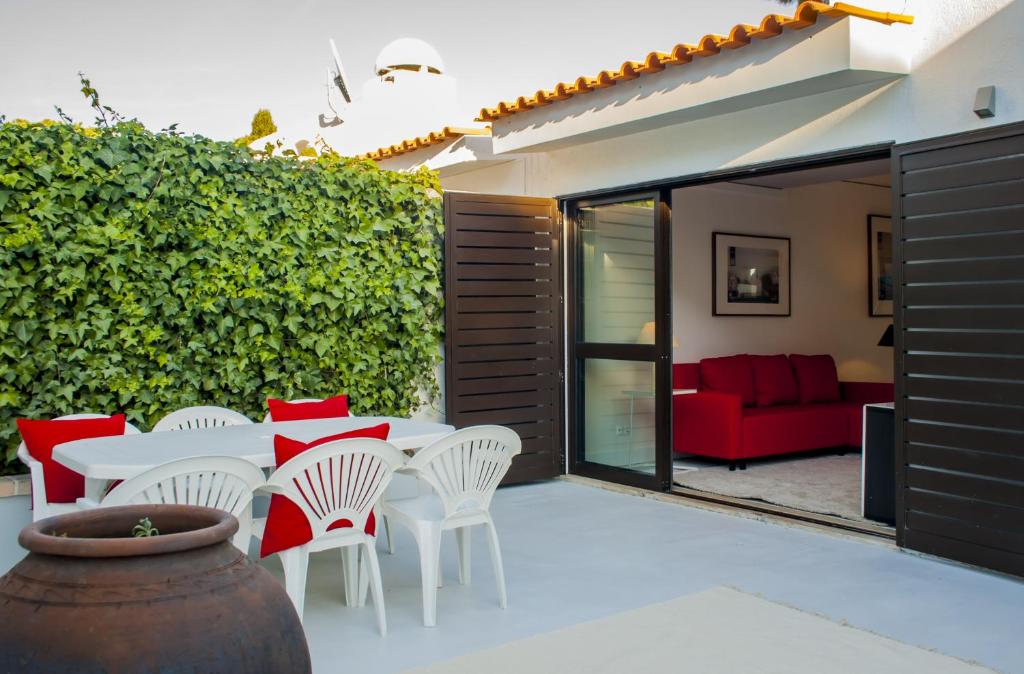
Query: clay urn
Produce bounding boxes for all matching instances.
[0,504,311,673]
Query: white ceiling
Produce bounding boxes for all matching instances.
[729,158,891,190]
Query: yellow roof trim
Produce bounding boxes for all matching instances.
[361,126,491,161]
[476,1,913,123]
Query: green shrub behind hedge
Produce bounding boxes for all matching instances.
[0,120,444,468]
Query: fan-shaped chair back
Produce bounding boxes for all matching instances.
[152,406,252,433]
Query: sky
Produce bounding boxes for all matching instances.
[1,0,785,143]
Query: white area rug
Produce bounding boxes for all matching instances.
[674,454,863,520]
[403,587,995,674]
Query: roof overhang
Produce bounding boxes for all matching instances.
[490,15,911,155]
[376,134,518,176]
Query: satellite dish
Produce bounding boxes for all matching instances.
[330,39,352,104]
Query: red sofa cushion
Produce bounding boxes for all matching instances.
[750,355,798,407]
[266,395,349,422]
[16,415,127,504]
[789,355,841,404]
[699,355,755,407]
[741,403,849,458]
[672,363,699,390]
[260,422,389,558]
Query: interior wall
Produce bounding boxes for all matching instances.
[672,179,893,383]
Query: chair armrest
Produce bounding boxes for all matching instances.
[841,382,894,406]
[672,392,743,460]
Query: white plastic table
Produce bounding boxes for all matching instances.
[53,416,454,501]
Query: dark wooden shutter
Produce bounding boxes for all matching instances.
[443,193,563,484]
[893,122,1024,577]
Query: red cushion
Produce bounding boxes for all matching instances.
[699,355,755,407]
[16,415,126,504]
[260,422,390,558]
[789,354,841,404]
[750,355,798,407]
[672,363,699,390]
[741,403,850,458]
[266,395,349,422]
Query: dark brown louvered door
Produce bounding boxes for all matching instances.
[893,122,1024,577]
[443,192,563,484]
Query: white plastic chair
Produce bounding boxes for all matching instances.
[255,437,408,633]
[261,398,323,423]
[381,425,522,627]
[152,406,253,432]
[17,413,142,522]
[78,456,266,553]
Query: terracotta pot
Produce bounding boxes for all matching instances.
[0,504,311,673]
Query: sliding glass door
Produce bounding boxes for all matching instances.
[569,191,672,490]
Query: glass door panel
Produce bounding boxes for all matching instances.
[571,191,670,491]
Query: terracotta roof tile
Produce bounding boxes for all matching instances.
[361,126,491,161]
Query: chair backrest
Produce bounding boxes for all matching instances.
[265,438,407,539]
[404,426,522,518]
[102,456,266,514]
[261,399,322,423]
[16,413,141,516]
[152,406,253,433]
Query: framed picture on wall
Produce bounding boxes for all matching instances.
[712,232,791,316]
[868,215,893,316]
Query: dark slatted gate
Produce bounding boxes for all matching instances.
[443,192,563,484]
[893,122,1024,577]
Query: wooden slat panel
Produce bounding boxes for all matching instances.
[900,133,1024,172]
[453,389,557,414]
[907,443,1024,483]
[903,528,1024,577]
[904,282,1024,306]
[455,264,553,281]
[905,489,1022,531]
[903,205,1024,239]
[454,328,554,347]
[904,307,1024,330]
[895,123,1024,578]
[455,360,554,379]
[455,344,555,363]
[456,297,554,313]
[454,231,552,248]
[450,214,554,233]
[903,231,1024,261]
[905,376,1024,407]
[907,466,1024,509]
[906,511,1024,555]
[906,399,1024,432]
[457,313,554,330]
[902,154,1024,194]
[903,179,1024,217]
[902,257,1024,284]
[445,193,562,485]
[906,420,1023,455]
[453,280,554,297]
[903,354,1024,381]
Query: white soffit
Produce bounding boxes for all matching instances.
[490,17,911,155]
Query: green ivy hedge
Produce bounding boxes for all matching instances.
[0,119,444,470]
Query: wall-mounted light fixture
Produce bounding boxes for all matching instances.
[974,86,996,118]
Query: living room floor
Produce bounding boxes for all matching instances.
[673,450,871,523]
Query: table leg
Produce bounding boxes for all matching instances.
[84,478,106,502]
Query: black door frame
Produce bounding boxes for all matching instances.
[560,143,895,494]
[565,190,674,491]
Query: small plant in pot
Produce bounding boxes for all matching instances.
[0,504,311,673]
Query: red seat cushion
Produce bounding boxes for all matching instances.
[699,355,755,407]
[16,415,127,504]
[750,355,798,407]
[789,354,841,404]
[741,404,849,458]
[266,395,349,422]
[260,422,390,558]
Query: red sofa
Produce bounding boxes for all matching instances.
[672,354,892,469]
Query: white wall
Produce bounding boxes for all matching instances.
[672,180,894,382]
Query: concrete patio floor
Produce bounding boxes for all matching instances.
[264,479,1023,674]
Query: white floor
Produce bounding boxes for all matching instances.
[258,480,1024,674]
